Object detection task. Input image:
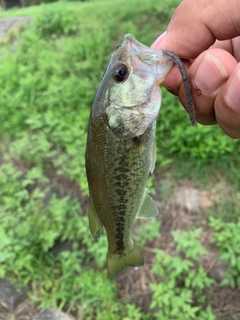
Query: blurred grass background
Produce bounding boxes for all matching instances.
[0,0,239,319]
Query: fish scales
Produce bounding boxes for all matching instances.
[85,33,195,279]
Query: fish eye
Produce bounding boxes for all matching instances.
[112,64,129,83]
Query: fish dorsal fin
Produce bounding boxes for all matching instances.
[137,189,159,219]
[88,196,103,240]
[150,139,157,174]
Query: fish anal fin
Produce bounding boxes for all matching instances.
[137,189,159,219]
[107,245,144,280]
[88,196,103,240]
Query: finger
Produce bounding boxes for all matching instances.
[158,40,236,94]
[210,39,233,53]
[151,31,167,49]
[154,0,240,58]
[232,37,240,61]
[178,49,237,125]
[216,63,240,138]
[210,37,240,62]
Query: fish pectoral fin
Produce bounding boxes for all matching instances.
[136,189,159,219]
[107,245,144,279]
[88,196,103,240]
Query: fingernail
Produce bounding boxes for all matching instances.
[151,31,167,49]
[193,54,228,94]
[225,68,240,110]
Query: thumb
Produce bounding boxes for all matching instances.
[152,0,240,58]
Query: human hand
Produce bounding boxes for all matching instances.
[151,0,240,138]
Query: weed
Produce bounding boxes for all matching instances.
[210,217,240,289]
[150,229,215,319]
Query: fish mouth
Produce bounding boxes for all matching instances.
[121,34,173,82]
[122,34,150,54]
[114,33,166,73]
[122,33,149,52]
[122,34,161,63]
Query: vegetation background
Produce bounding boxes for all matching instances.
[0,0,240,319]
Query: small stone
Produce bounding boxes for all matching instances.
[175,187,202,214]
[203,252,228,283]
[0,17,32,42]
[0,279,27,311]
[174,187,216,214]
[33,307,75,320]
[0,19,15,32]
[50,240,73,256]
[199,190,216,210]
[0,32,6,41]
[209,259,228,283]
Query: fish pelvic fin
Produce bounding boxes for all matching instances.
[150,139,157,174]
[136,189,159,219]
[88,196,103,240]
[107,245,144,279]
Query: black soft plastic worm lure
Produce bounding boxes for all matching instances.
[162,50,196,126]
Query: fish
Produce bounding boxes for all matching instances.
[85,34,195,279]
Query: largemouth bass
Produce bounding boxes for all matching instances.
[85,34,195,279]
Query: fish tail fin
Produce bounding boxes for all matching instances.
[107,246,144,279]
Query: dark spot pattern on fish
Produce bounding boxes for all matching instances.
[118,197,128,204]
[115,215,125,252]
[114,204,127,211]
[115,174,129,181]
[115,188,127,196]
[116,211,125,217]
[114,181,129,188]
[114,167,130,173]
[112,163,130,252]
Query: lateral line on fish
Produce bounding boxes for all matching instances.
[162,50,196,126]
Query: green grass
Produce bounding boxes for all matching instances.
[0,0,239,319]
